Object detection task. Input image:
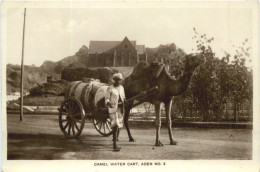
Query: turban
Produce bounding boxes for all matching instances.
[112,73,123,80]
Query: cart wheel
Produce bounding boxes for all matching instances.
[59,97,85,139]
[93,117,113,137]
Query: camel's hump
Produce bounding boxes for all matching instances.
[130,61,150,78]
[130,62,165,79]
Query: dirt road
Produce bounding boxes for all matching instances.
[6,114,252,160]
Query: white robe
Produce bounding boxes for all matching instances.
[105,85,126,128]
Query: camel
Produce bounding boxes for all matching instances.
[122,53,205,146]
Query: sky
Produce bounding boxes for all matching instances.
[5,6,253,66]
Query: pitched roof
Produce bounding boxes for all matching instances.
[136,45,145,54]
[89,38,136,54]
[89,41,121,54]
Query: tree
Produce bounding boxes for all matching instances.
[227,39,252,122]
[147,28,253,122]
[191,28,252,122]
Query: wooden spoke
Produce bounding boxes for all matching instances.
[59,96,85,139]
[62,119,68,123]
[68,123,71,135]
[73,121,80,132]
[73,113,81,118]
[97,122,100,130]
[72,123,75,136]
[71,117,82,123]
[92,117,113,137]
[106,122,111,131]
[68,100,73,114]
[99,122,102,131]
[64,104,70,114]
[73,105,79,115]
[103,122,106,133]
[63,121,70,130]
[94,119,100,125]
[106,118,111,124]
[71,100,76,114]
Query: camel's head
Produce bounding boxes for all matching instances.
[184,53,205,71]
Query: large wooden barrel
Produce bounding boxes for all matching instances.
[64,80,109,112]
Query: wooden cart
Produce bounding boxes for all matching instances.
[58,80,158,139]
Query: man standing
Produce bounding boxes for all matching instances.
[105,73,126,152]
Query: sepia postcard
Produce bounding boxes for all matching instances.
[1,1,259,172]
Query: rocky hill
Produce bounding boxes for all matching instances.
[6,64,61,94]
[6,43,186,95]
[29,80,69,96]
[6,45,88,94]
[40,45,88,74]
[61,67,119,83]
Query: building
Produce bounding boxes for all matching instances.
[7,92,20,102]
[6,91,29,102]
[87,37,147,67]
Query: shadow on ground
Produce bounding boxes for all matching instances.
[8,133,113,160]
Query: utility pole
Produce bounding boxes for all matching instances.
[113,50,116,67]
[20,8,26,121]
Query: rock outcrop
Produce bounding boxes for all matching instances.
[61,67,118,83]
[29,80,69,96]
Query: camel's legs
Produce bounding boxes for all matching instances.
[124,106,135,142]
[155,102,163,146]
[165,99,178,145]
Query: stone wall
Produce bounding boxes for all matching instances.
[87,54,114,67]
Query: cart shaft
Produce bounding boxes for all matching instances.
[125,86,158,105]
